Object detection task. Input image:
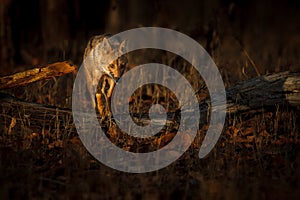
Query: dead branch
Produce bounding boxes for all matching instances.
[0,61,77,90]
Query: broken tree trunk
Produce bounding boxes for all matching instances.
[0,71,299,136]
[225,71,300,113]
[0,61,76,90]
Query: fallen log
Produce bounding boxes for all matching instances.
[0,92,75,136]
[0,71,299,136]
[226,71,300,113]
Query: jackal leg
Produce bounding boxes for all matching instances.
[106,78,116,100]
[96,92,105,116]
[96,76,116,117]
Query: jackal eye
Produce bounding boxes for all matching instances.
[109,64,116,69]
[118,56,128,66]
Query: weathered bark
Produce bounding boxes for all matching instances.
[0,71,299,135]
[226,71,300,113]
[0,61,76,90]
[0,92,75,136]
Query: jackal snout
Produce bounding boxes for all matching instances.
[108,55,127,80]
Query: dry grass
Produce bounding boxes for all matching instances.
[1,9,300,197]
[0,107,298,199]
[1,48,299,199]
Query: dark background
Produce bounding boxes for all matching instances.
[0,1,300,199]
[1,0,300,81]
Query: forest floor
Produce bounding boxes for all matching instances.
[1,25,300,199]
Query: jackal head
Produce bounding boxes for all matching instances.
[84,34,127,83]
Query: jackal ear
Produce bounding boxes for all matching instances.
[102,37,113,53]
[119,40,127,53]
